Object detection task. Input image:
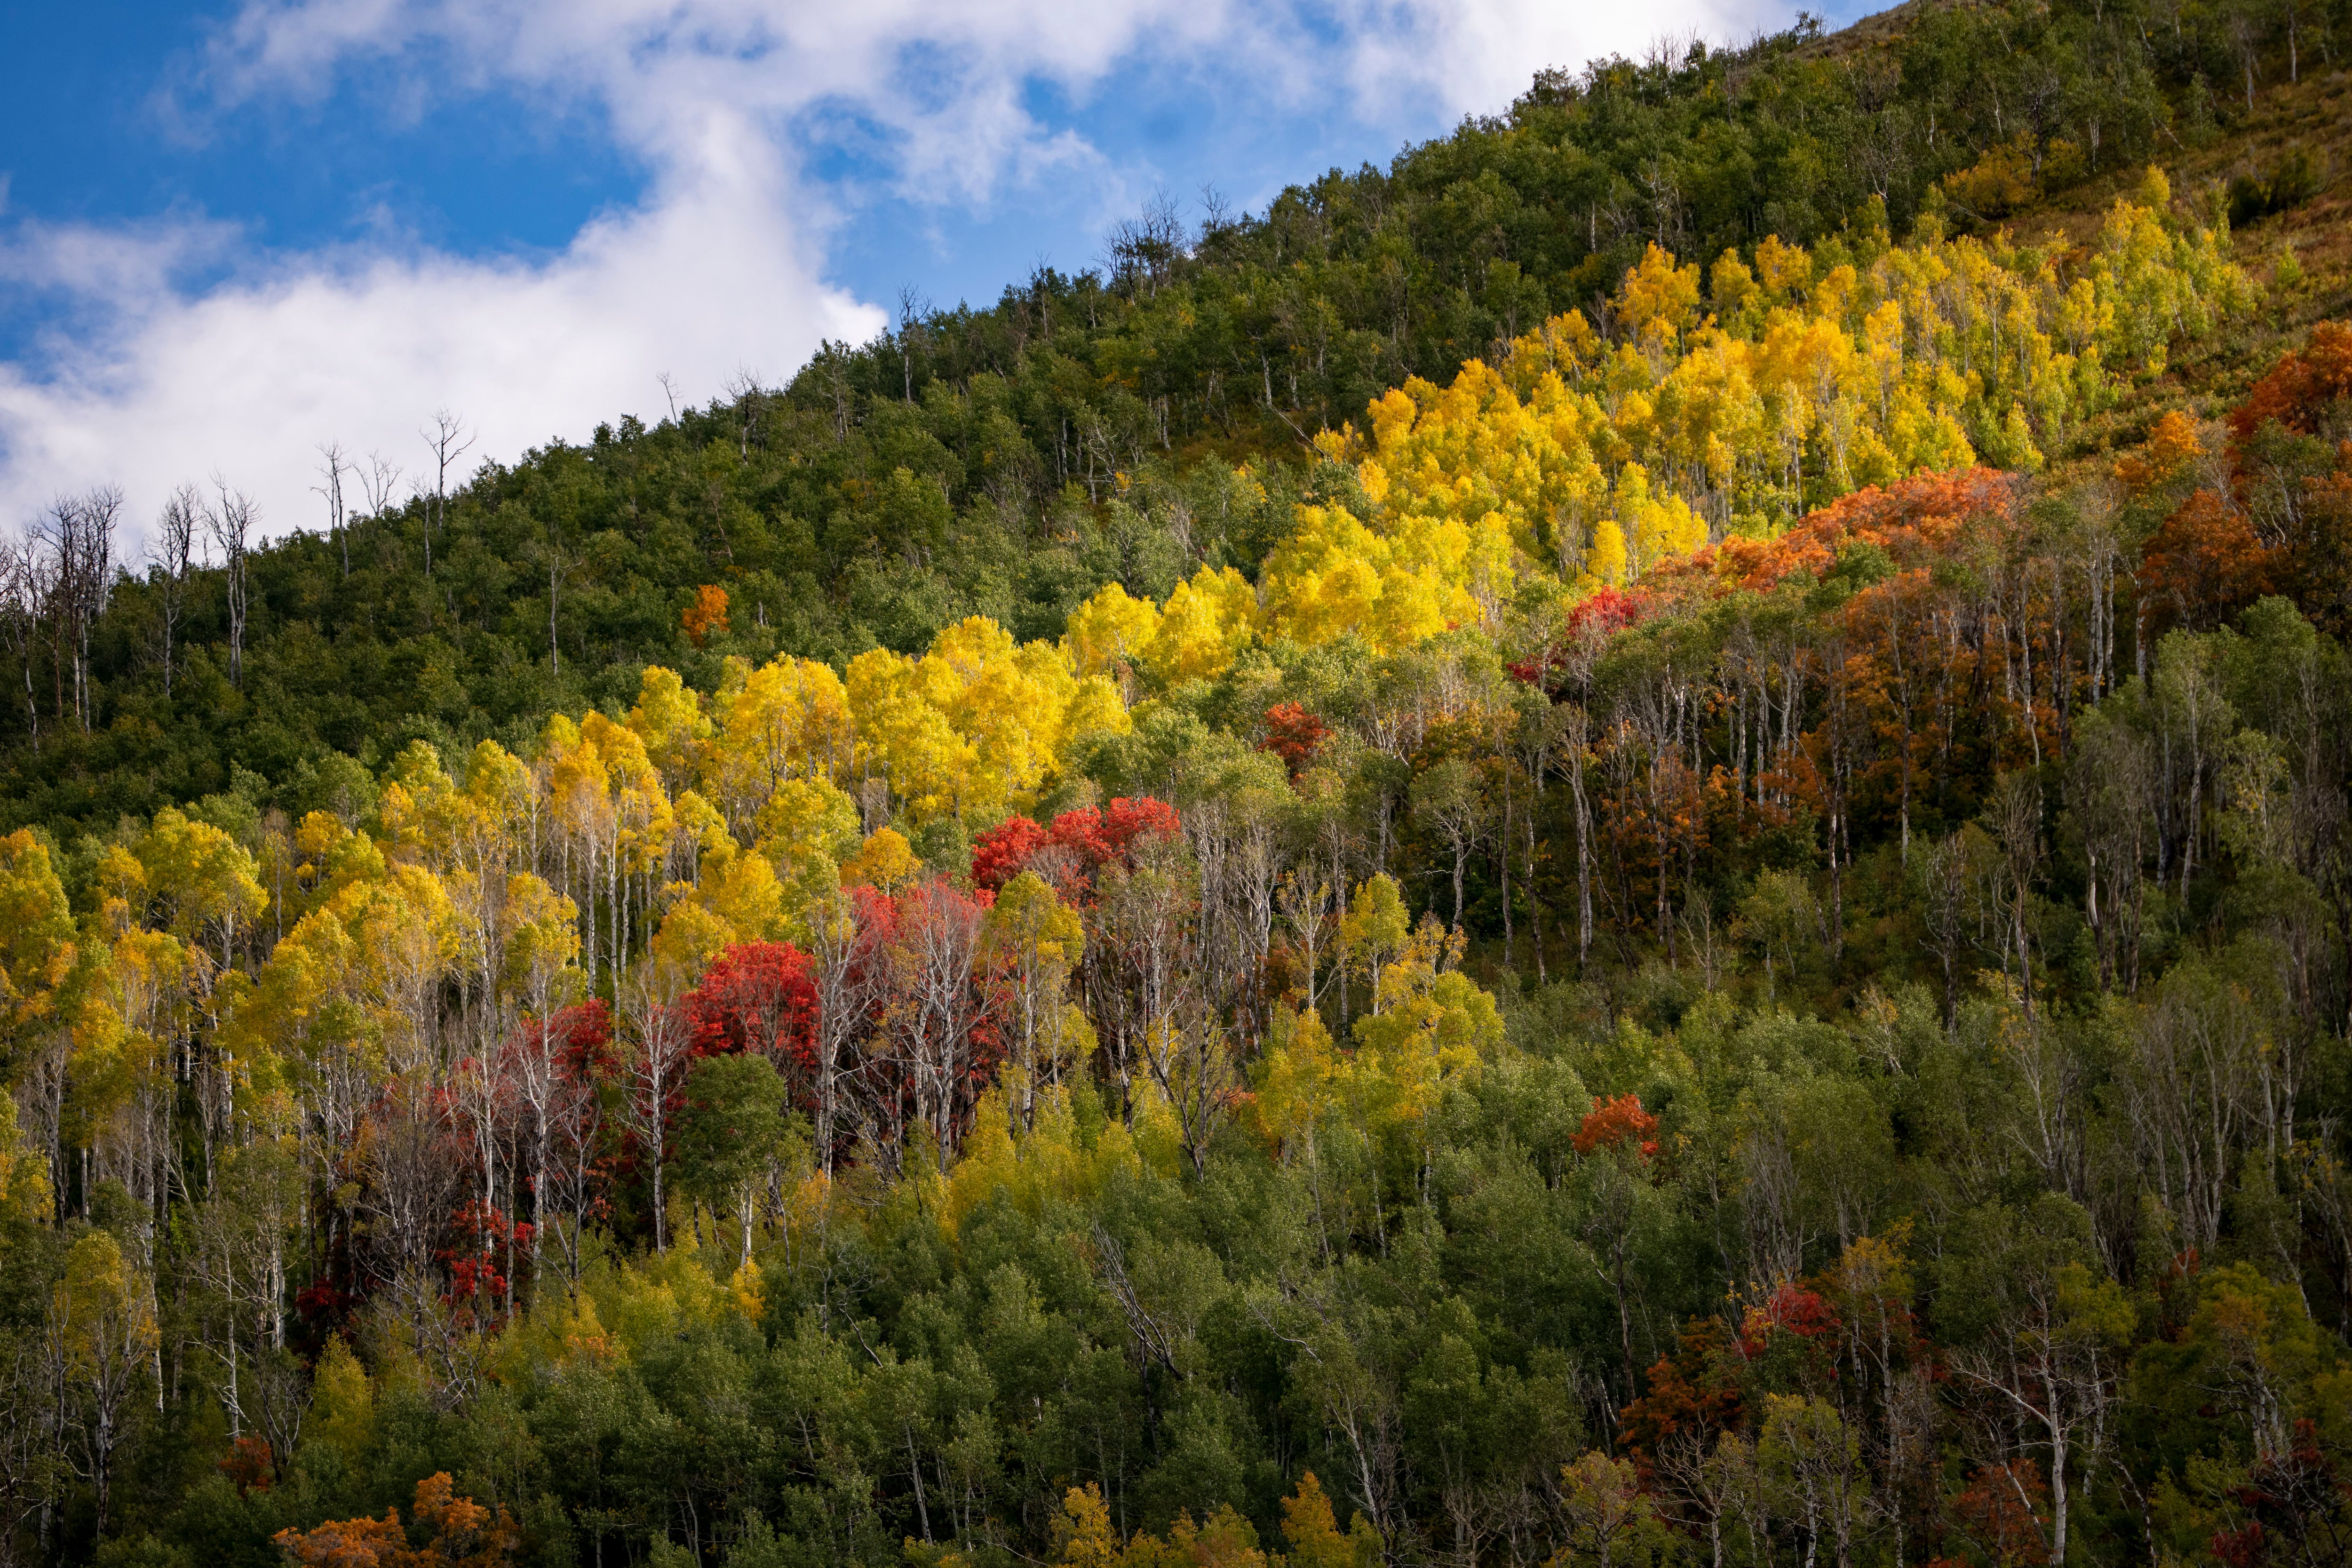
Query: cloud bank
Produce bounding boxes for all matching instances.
[0,0,1777,545]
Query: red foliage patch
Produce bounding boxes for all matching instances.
[1568,584,1651,637]
[970,797,1180,896]
[1738,1283,1842,1357]
[520,997,615,1080]
[1953,1460,2051,1568]
[1508,587,1652,685]
[685,940,819,1073]
[220,1436,275,1495]
[440,1200,530,1309]
[1259,702,1327,777]
[1574,1093,1660,1158]
[970,816,1052,893]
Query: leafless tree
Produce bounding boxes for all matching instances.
[187,1142,299,1449]
[886,878,990,1160]
[1197,183,1234,243]
[504,1013,565,1295]
[38,488,119,732]
[1107,187,1186,299]
[1083,844,1194,1116]
[358,451,402,517]
[151,486,199,700]
[803,879,883,1174]
[2227,10,2262,110]
[2121,966,2264,1257]
[447,1046,517,1309]
[422,410,475,577]
[0,1328,61,1568]
[722,366,765,457]
[313,442,352,578]
[536,517,574,676]
[1184,790,1281,1051]
[1947,1207,2126,1568]
[352,1078,487,1409]
[894,288,931,403]
[1988,770,2043,1019]
[203,484,255,689]
[1277,867,1339,1015]
[77,488,120,731]
[2067,715,2153,994]
[539,1051,605,1293]
[1918,830,1973,1028]
[1412,757,1489,932]
[618,966,695,1251]
[360,1080,458,1291]
[0,531,49,741]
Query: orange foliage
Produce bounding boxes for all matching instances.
[1618,1316,1746,1461]
[2114,410,2204,495]
[1698,468,2020,597]
[681,584,731,647]
[1259,702,1327,778]
[274,1473,520,1568]
[2138,489,2274,626]
[1575,1093,1660,1158]
[2228,321,2352,446]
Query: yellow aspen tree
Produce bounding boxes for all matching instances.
[135,807,268,971]
[982,870,1087,1129]
[706,656,854,837]
[1142,565,1258,686]
[0,828,76,1044]
[848,647,971,826]
[628,664,712,798]
[1062,581,1161,681]
[842,827,921,893]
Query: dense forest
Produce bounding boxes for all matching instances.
[6,0,2352,1565]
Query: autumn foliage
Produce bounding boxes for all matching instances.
[970,796,1180,894]
[8,166,2352,1568]
[1259,702,1327,777]
[685,940,819,1067]
[2139,489,2274,625]
[274,1473,519,1567]
[2228,320,2352,446]
[1574,1093,1660,1158]
[681,584,730,646]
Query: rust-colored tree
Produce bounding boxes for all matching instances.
[274,1472,519,1567]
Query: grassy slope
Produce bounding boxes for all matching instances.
[2027,64,2352,436]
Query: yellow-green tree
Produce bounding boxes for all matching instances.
[48,1230,158,1536]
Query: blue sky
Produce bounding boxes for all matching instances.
[0,0,1846,536]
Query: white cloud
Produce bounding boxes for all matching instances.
[0,127,876,545]
[1341,0,1785,119]
[0,0,1778,545]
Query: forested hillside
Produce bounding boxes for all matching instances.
[6,0,2352,1565]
